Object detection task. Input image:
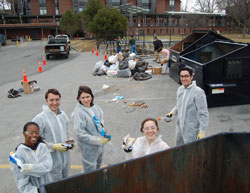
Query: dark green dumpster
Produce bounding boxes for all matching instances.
[39,132,250,193]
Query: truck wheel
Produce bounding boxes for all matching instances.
[65,54,68,59]
[46,55,50,60]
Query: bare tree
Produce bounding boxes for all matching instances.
[195,0,219,12]
[218,0,250,37]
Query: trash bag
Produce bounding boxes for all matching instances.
[104,60,112,67]
[133,72,152,81]
[129,53,136,60]
[117,68,131,78]
[135,59,148,73]
[123,53,129,58]
[8,88,21,98]
[93,60,106,76]
[108,55,118,64]
[128,60,136,70]
[119,59,129,70]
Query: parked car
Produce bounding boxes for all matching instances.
[44,38,70,59]
[55,34,70,50]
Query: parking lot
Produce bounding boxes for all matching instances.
[0,44,250,193]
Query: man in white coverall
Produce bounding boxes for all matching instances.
[32,88,71,182]
[166,67,209,146]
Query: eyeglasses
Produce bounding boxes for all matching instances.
[24,131,39,135]
[143,126,157,131]
[180,75,191,79]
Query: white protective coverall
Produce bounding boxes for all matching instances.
[10,143,53,193]
[71,102,104,172]
[32,105,70,182]
[171,81,209,146]
[125,135,169,160]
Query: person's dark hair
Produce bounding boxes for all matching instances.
[179,67,193,76]
[23,122,44,143]
[45,88,61,100]
[140,118,159,132]
[77,86,94,106]
[158,48,162,52]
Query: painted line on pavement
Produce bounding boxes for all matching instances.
[0,164,82,170]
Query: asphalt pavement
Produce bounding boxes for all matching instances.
[0,51,250,193]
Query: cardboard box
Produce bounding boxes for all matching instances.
[153,67,162,74]
[22,80,39,94]
[117,53,124,61]
[22,81,32,94]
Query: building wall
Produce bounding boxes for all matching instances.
[47,0,55,15]
[30,0,40,15]
[58,0,73,14]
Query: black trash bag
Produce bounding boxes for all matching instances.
[104,60,112,67]
[135,59,148,73]
[93,68,106,76]
[8,88,21,98]
[119,59,129,70]
[122,53,129,58]
[133,72,152,81]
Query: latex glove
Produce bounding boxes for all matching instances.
[166,112,174,118]
[197,131,206,139]
[52,143,68,152]
[102,138,109,144]
[122,134,136,153]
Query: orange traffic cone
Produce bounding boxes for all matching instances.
[38,60,43,72]
[92,48,94,54]
[104,52,107,60]
[43,55,47,65]
[22,69,28,82]
[96,49,99,56]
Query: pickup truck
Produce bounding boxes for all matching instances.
[44,38,70,59]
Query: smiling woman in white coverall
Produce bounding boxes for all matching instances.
[71,86,109,172]
[10,122,52,193]
[32,89,71,182]
[166,67,209,146]
[123,118,169,160]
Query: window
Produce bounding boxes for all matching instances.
[55,7,59,15]
[40,7,47,15]
[39,0,47,15]
[170,0,175,11]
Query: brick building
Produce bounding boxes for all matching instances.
[0,0,226,39]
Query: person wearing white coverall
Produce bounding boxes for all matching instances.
[10,122,53,193]
[32,89,71,182]
[71,86,109,172]
[123,118,169,160]
[166,68,209,146]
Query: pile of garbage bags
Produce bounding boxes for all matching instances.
[93,53,152,81]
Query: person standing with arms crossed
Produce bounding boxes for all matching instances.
[166,68,209,146]
[32,88,73,182]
